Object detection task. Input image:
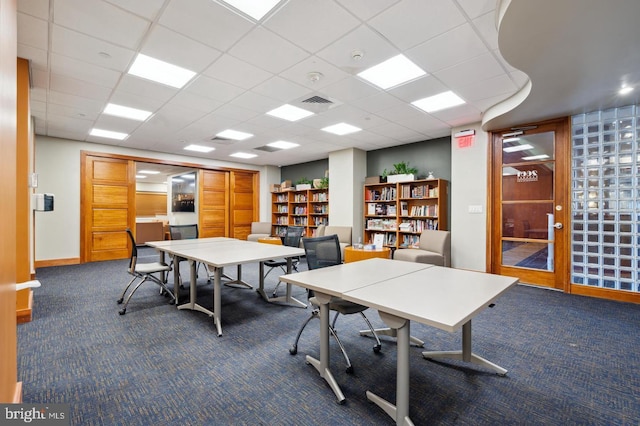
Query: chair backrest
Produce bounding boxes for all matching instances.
[170,224,198,240]
[318,225,352,245]
[250,221,272,234]
[418,230,451,267]
[302,235,342,270]
[283,226,304,248]
[126,228,138,273]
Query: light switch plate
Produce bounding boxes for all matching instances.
[468,205,483,214]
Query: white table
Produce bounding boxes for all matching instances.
[147,238,306,336]
[279,258,518,425]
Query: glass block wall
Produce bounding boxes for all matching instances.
[571,105,639,292]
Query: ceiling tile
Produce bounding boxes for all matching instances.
[53,0,150,49]
[140,25,222,73]
[335,0,400,21]
[368,0,466,50]
[17,13,48,51]
[51,25,135,72]
[50,53,122,87]
[228,27,309,74]
[265,0,360,53]
[278,56,349,91]
[17,0,49,20]
[104,0,166,20]
[203,54,273,90]
[456,0,496,19]
[406,23,489,74]
[251,76,311,103]
[159,0,253,51]
[114,74,178,103]
[185,75,246,104]
[433,52,506,88]
[50,73,112,102]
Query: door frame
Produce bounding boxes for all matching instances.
[487,117,571,292]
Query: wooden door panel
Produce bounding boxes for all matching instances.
[230,171,257,239]
[92,185,129,204]
[199,170,228,238]
[82,154,134,262]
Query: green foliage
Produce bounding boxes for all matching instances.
[383,161,418,176]
[296,177,312,185]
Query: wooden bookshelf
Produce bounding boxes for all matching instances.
[271,188,329,237]
[364,178,447,249]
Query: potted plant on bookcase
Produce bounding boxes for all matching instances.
[385,161,418,183]
[295,177,312,190]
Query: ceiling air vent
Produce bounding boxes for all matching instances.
[210,136,234,145]
[301,95,333,105]
[254,145,280,152]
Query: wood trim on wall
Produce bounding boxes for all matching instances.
[1,0,19,404]
[16,57,30,283]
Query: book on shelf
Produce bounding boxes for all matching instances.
[372,233,385,249]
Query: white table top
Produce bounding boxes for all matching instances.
[279,258,432,297]
[151,238,305,268]
[343,265,518,332]
[146,237,235,249]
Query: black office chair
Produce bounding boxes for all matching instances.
[169,224,209,285]
[289,234,381,373]
[117,228,175,315]
[264,226,304,296]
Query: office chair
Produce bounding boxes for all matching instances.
[264,226,304,296]
[289,235,381,374]
[169,224,209,286]
[117,228,175,315]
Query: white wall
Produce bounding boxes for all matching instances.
[450,123,489,271]
[328,148,366,243]
[34,136,274,262]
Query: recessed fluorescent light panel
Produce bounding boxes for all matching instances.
[103,103,152,121]
[503,144,533,153]
[218,0,283,21]
[522,154,550,161]
[138,170,160,175]
[266,104,314,121]
[89,128,128,140]
[128,54,196,89]
[357,54,426,90]
[216,129,253,140]
[619,85,633,95]
[267,141,299,150]
[322,123,362,136]
[230,152,258,159]
[412,91,465,113]
[135,175,147,179]
[184,144,215,153]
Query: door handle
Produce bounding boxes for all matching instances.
[553,222,563,229]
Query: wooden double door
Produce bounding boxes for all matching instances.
[81,153,258,262]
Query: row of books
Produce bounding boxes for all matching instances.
[403,204,438,217]
[275,194,289,203]
[292,194,307,202]
[365,186,396,201]
[366,202,396,216]
[312,192,328,202]
[313,217,328,226]
[370,232,397,247]
[399,184,439,199]
[292,217,308,226]
[276,205,288,213]
[274,217,288,225]
[293,206,307,215]
[399,234,420,248]
[312,204,328,214]
[398,219,438,233]
[366,218,398,231]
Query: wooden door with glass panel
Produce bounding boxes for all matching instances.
[490,118,569,290]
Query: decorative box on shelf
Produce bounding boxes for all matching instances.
[387,173,415,183]
[296,184,312,190]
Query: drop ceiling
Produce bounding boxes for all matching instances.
[17,0,640,167]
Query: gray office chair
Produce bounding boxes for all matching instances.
[264,226,304,296]
[289,234,381,374]
[169,224,209,285]
[117,228,175,315]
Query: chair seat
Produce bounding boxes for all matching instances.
[394,248,445,266]
[309,296,368,315]
[136,262,171,274]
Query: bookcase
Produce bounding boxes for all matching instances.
[271,188,329,237]
[364,178,447,249]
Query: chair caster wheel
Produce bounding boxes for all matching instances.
[373,344,381,353]
[118,309,126,315]
[289,346,298,355]
[346,366,354,374]
[337,399,346,405]
[117,298,123,304]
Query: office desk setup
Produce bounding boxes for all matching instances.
[279,258,518,426]
[146,238,305,336]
